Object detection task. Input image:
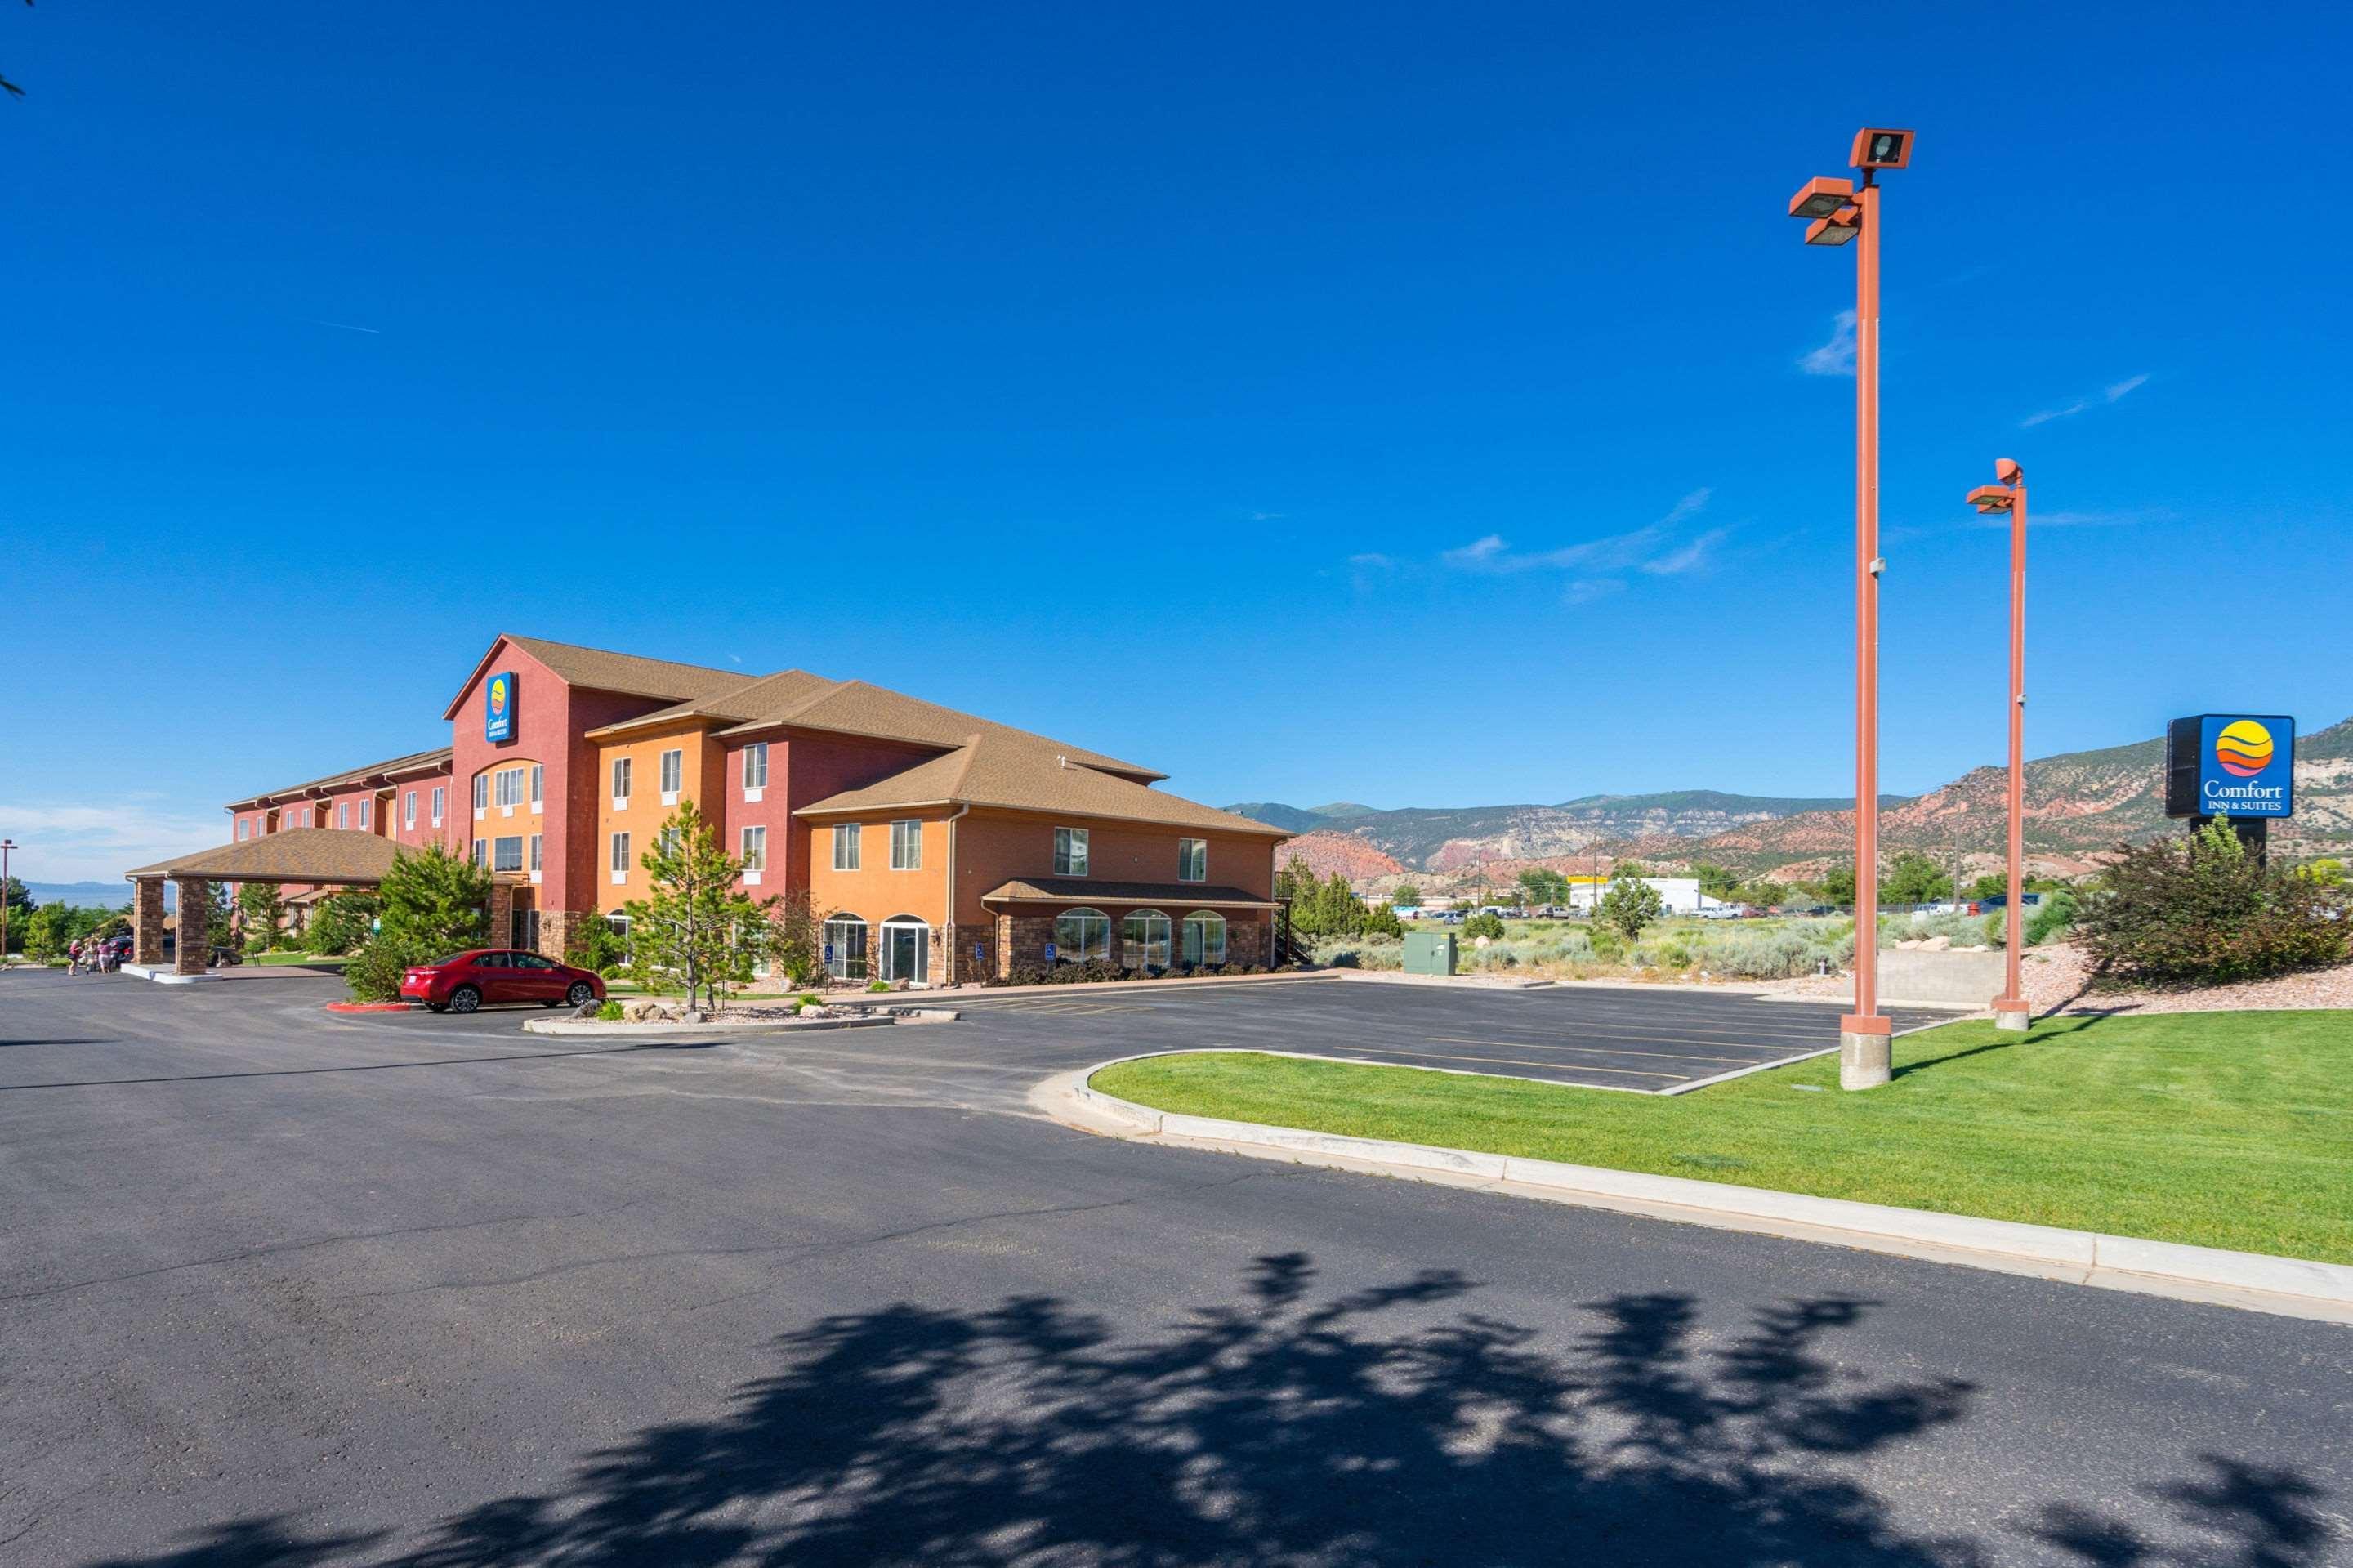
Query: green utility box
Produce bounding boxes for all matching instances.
[1403,929,1458,976]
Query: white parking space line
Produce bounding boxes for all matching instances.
[1419,1035,1754,1066]
[1317,1045,1685,1080]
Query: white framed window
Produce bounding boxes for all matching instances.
[1182,912,1227,967]
[609,831,631,883]
[611,756,632,809]
[1053,827,1089,878]
[659,748,684,803]
[359,799,372,830]
[1122,909,1172,970]
[1179,838,1208,882]
[471,838,487,869]
[740,825,766,884]
[529,833,542,878]
[1053,908,1110,963]
[404,790,417,829]
[833,823,861,871]
[493,835,525,873]
[431,786,445,826]
[472,775,489,820]
[529,764,543,811]
[881,916,930,985]
[236,819,250,842]
[742,742,768,801]
[824,916,869,981]
[494,766,525,815]
[336,802,349,829]
[891,819,922,870]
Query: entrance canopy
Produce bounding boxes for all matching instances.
[124,827,402,887]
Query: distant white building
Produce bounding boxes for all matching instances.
[1566,876,1723,916]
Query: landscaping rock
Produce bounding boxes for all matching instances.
[620,998,665,1023]
[574,1000,602,1019]
[1922,936,1953,952]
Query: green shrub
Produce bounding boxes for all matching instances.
[303,891,378,957]
[2026,887,2078,945]
[1462,911,1507,940]
[868,979,891,992]
[1588,925,1627,963]
[2076,820,2348,985]
[595,999,624,1021]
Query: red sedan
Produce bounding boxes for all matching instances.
[400,949,605,1013]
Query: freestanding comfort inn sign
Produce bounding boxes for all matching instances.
[484,670,518,744]
[2165,713,2294,820]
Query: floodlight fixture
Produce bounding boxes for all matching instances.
[1851,127,1915,170]
[1804,210,1861,246]
[1788,176,1855,220]
[1994,457,2022,484]
[1967,483,2016,514]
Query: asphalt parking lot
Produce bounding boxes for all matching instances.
[944,976,1957,1092]
[5,966,2345,1566]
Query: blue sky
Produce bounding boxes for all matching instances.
[5,3,2349,880]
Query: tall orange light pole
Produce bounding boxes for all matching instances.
[1969,461,2031,1031]
[1789,127,1912,1090]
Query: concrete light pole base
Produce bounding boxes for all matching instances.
[1991,998,2032,1033]
[1838,1013,1893,1091]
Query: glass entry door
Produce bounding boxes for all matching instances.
[882,920,928,985]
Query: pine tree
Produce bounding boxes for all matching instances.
[623,801,772,1011]
[238,882,286,951]
[345,843,493,1001]
[1596,865,1664,941]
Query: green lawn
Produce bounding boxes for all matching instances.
[248,950,348,967]
[1091,1011,2353,1264]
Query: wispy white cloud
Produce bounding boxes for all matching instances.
[306,319,382,334]
[1639,527,1728,575]
[0,799,226,883]
[1441,491,1727,587]
[2022,372,2150,427]
[1798,310,1857,376]
[1562,579,1625,605]
[1974,507,2173,530]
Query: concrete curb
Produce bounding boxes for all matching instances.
[520,1009,956,1039]
[1035,1063,2353,1326]
[946,970,1341,1005]
[122,963,218,985]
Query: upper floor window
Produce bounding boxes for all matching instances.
[609,831,632,878]
[833,823,861,871]
[611,756,632,806]
[529,833,542,873]
[337,802,350,829]
[494,767,525,809]
[359,799,372,830]
[891,820,922,870]
[472,775,489,816]
[431,786,445,826]
[1179,838,1208,882]
[1054,827,1089,878]
[236,820,250,842]
[743,742,768,794]
[529,765,543,811]
[471,838,488,869]
[659,748,685,799]
[740,825,767,873]
[404,790,417,829]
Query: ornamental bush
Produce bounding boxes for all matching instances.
[1462,911,1507,940]
[2075,819,2348,986]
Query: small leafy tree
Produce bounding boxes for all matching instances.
[1596,865,1664,942]
[2075,817,2347,985]
[2297,857,2347,888]
[1360,900,1405,938]
[765,889,827,986]
[304,891,380,956]
[1691,862,1741,902]
[1390,881,1422,909]
[1967,871,2010,902]
[1878,851,1953,907]
[623,802,772,1010]
[1461,910,1507,940]
[239,882,285,950]
[346,845,492,1001]
[25,902,72,964]
[1815,865,1857,906]
[565,914,628,976]
[205,882,239,951]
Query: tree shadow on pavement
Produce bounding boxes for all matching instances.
[84,1255,2337,1568]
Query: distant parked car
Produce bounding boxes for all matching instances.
[400,949,605,1013]
[1697,904,1748,921]
[1979,892,2044,911]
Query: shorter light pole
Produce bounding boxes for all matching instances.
[1,838,16,963]
[1968,461,2031,1031]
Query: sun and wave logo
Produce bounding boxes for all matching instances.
[2214,719,2274,779]
[489,676,509,717]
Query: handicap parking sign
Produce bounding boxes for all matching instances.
[822,943,834,963]
[1043,942,1056,962]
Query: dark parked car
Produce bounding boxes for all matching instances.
[400,949,605,1013]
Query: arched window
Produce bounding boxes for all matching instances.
[1121,909,1171,971]
[880,916,930,985]
[824,915,869,982]
[1053,908,1110,963]
[1182,911,1227,967]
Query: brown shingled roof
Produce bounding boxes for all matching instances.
[980,878,1281,909]
[225,747,455,810]
[721,679,1164,782]
[792,731,1286,838]
[125,829,404,884]
[442,635,756,719]
[580,669,837,738]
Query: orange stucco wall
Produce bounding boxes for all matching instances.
[593,722,730,909]
[803,811,953,933]
[466,755,547,877]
